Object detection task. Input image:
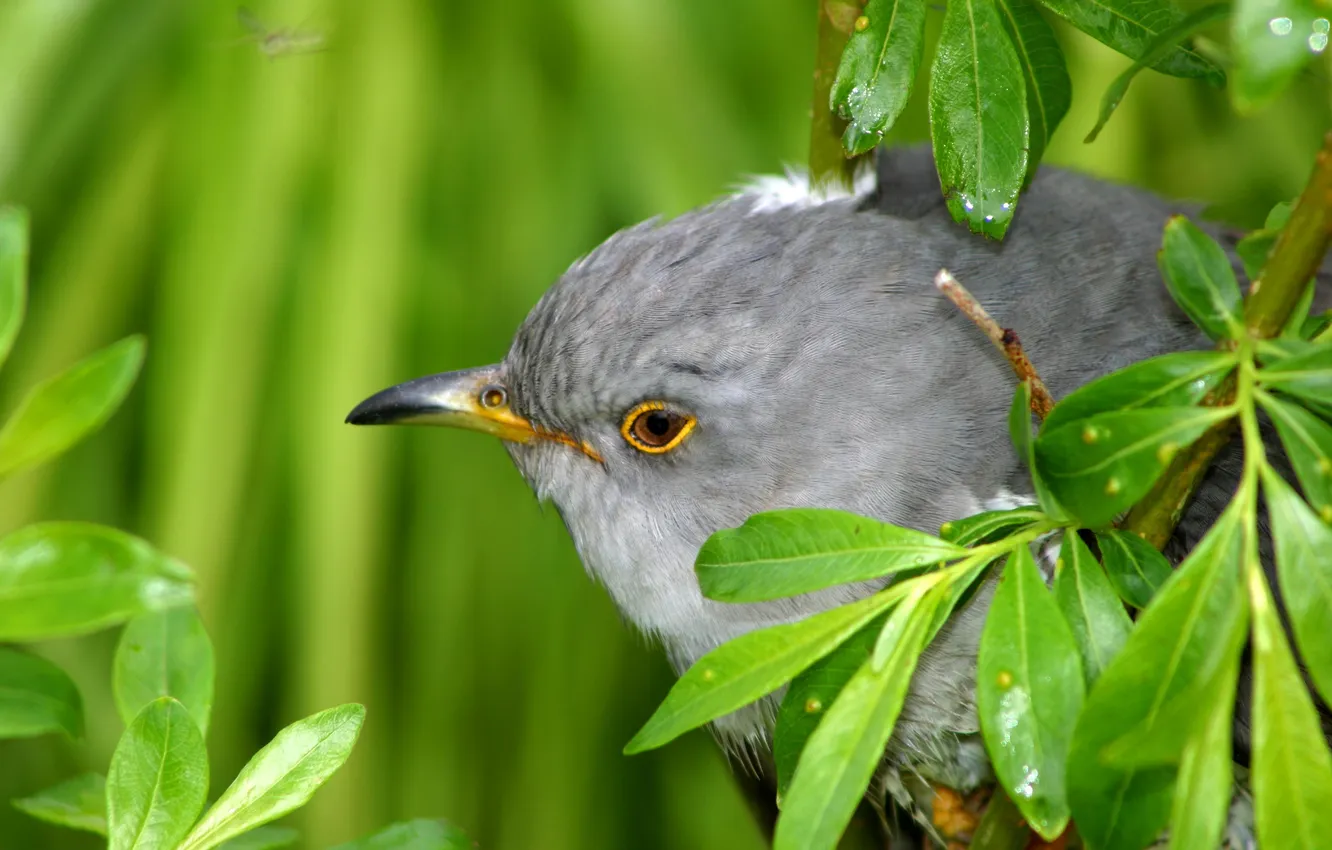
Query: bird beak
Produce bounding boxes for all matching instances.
[346,365,603,462]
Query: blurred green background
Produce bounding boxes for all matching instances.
[0,1,1324,848]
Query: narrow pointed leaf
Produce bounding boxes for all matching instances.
[939,507,1046,546]
[1053,532,1132,686]
[978,547,1083,839]
[0,522,194,641]
[178,704,365,850]
[1033,0,1223,79]
[115,606,215,736]
[695,509,963,603]
[0,335,145,479]
[1096,529,1172,608]
[1041,351,1235,436]
[773,614,885,797]
[1263,468,1332,706]
[830,0,930,155]
[0,207,27,372]
[1167,659,1238,850]
[929,0,1030,239]
[1010,381,1065,519]
[871,573,944,669]
[0,648,83,739]
[773,584,944,850]
[1232,0,1325,113]
[218,827,300,849]
[12,772,107,835]
[329,819,475,849]
[625,588,906,753]
[994,0,1070,179]
[1159,216,1243,341]
[1067,507,1247,850]
[1035,407,1230,527]
[1281,281,1317,339]
[1084,4,1231,143]
[108,698,209,850]
[1237,230,1278,281]
[1249,569,1332,850]
[1260,392,1332,523]
[1259,344,1332,410]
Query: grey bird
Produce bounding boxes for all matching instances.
[347,145,1318,845]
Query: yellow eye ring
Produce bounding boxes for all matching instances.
[621,401,696,454]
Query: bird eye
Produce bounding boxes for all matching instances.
[479,385,507,409]
[621,401,695,453]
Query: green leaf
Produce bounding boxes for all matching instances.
[1084,4,1231,143]
[1167,658,1239,850]
[970,787,1033,849]
[1263,467,1332,706]
[1066,506,1247,850]
[1237,230,1277,281]
[1232,0,1325,112]
[329,819,475,849]
[871,573,945,669]
[1158,216,1243,340]
[1249,567,1332,850]
[115,606,215,736]
[178,704,366,850]
[1280,281,1317,340]
[0,335,145,479]
[625,588,905,753]
[1053,532,1132,686]
[773,614,885,798]
[1040,350,1235,436]
[830,0,930,155]
[0,522,194,641]
[1259,344,1332,411]
[928,0,1030,239]
[1095,529,1172,608]
[12,772,107,835]
[939,507,1047,546]
[0,647,83,739]
[977,546,1083,839]
[1260,392,1332,523]
[1009,381,1065,519]
[1035,407,1230,527]
[218,827,300,850]
[994,0,1070,180]
[773,583,945,850]
[695,509,963,603]
[1033,0,1224,80]
[0,207,28,372]
[1266,200,1295,230]
[107,697,209,850]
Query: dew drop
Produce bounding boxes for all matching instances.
[1081,425,1098,444]
[1321,505,1332,523]
[940,521,954,536]
[1105,477,1122,496]
[1270,16,1294,35]
[997,670,1013,688]
[1312,31,1329,52]
[854,15,870,31]
[805,698,824,713]
[702,669,716,682]
[1157,441,1178,464]
[1319,456,1331,475]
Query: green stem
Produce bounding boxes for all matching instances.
[809,1,865,190]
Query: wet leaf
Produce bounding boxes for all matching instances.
[1259,344,1332,410]
[831,0,930,155]
[1260,391,1332,522]
[1035,407,1230,527]
[0,522,193,641]
[12,772,107,835]
[773,614,884,798]
[1010,381,1065,519]
[115,606,215,736]
[1034,0,1224,80]
[995,0,1070,180]
[0,207,27,372]
[1158,216,1243,341]
[1263,468,1332,706]
[977,547,1083,839]
[939,507,1047,546]
[329,819,475,849]
[1095,529,1173,608]
[178,704,365,850]
[929,0,1030,239]
[1053,532,1132,685]
[695,509,963,603]
[107,698,209,850]
[625,589,906,753]
[0,336,145,479]
[1067,507,1246,850]
[1040,350,1235,436]
[773,583,945,850]
[1084,4,1230,143]
[1249,569,1332,850]
[1167,659,1239,850]
[1232,0,1326,113]
[0,648,83,740]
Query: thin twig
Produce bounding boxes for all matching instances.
[935,269,1057,420]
